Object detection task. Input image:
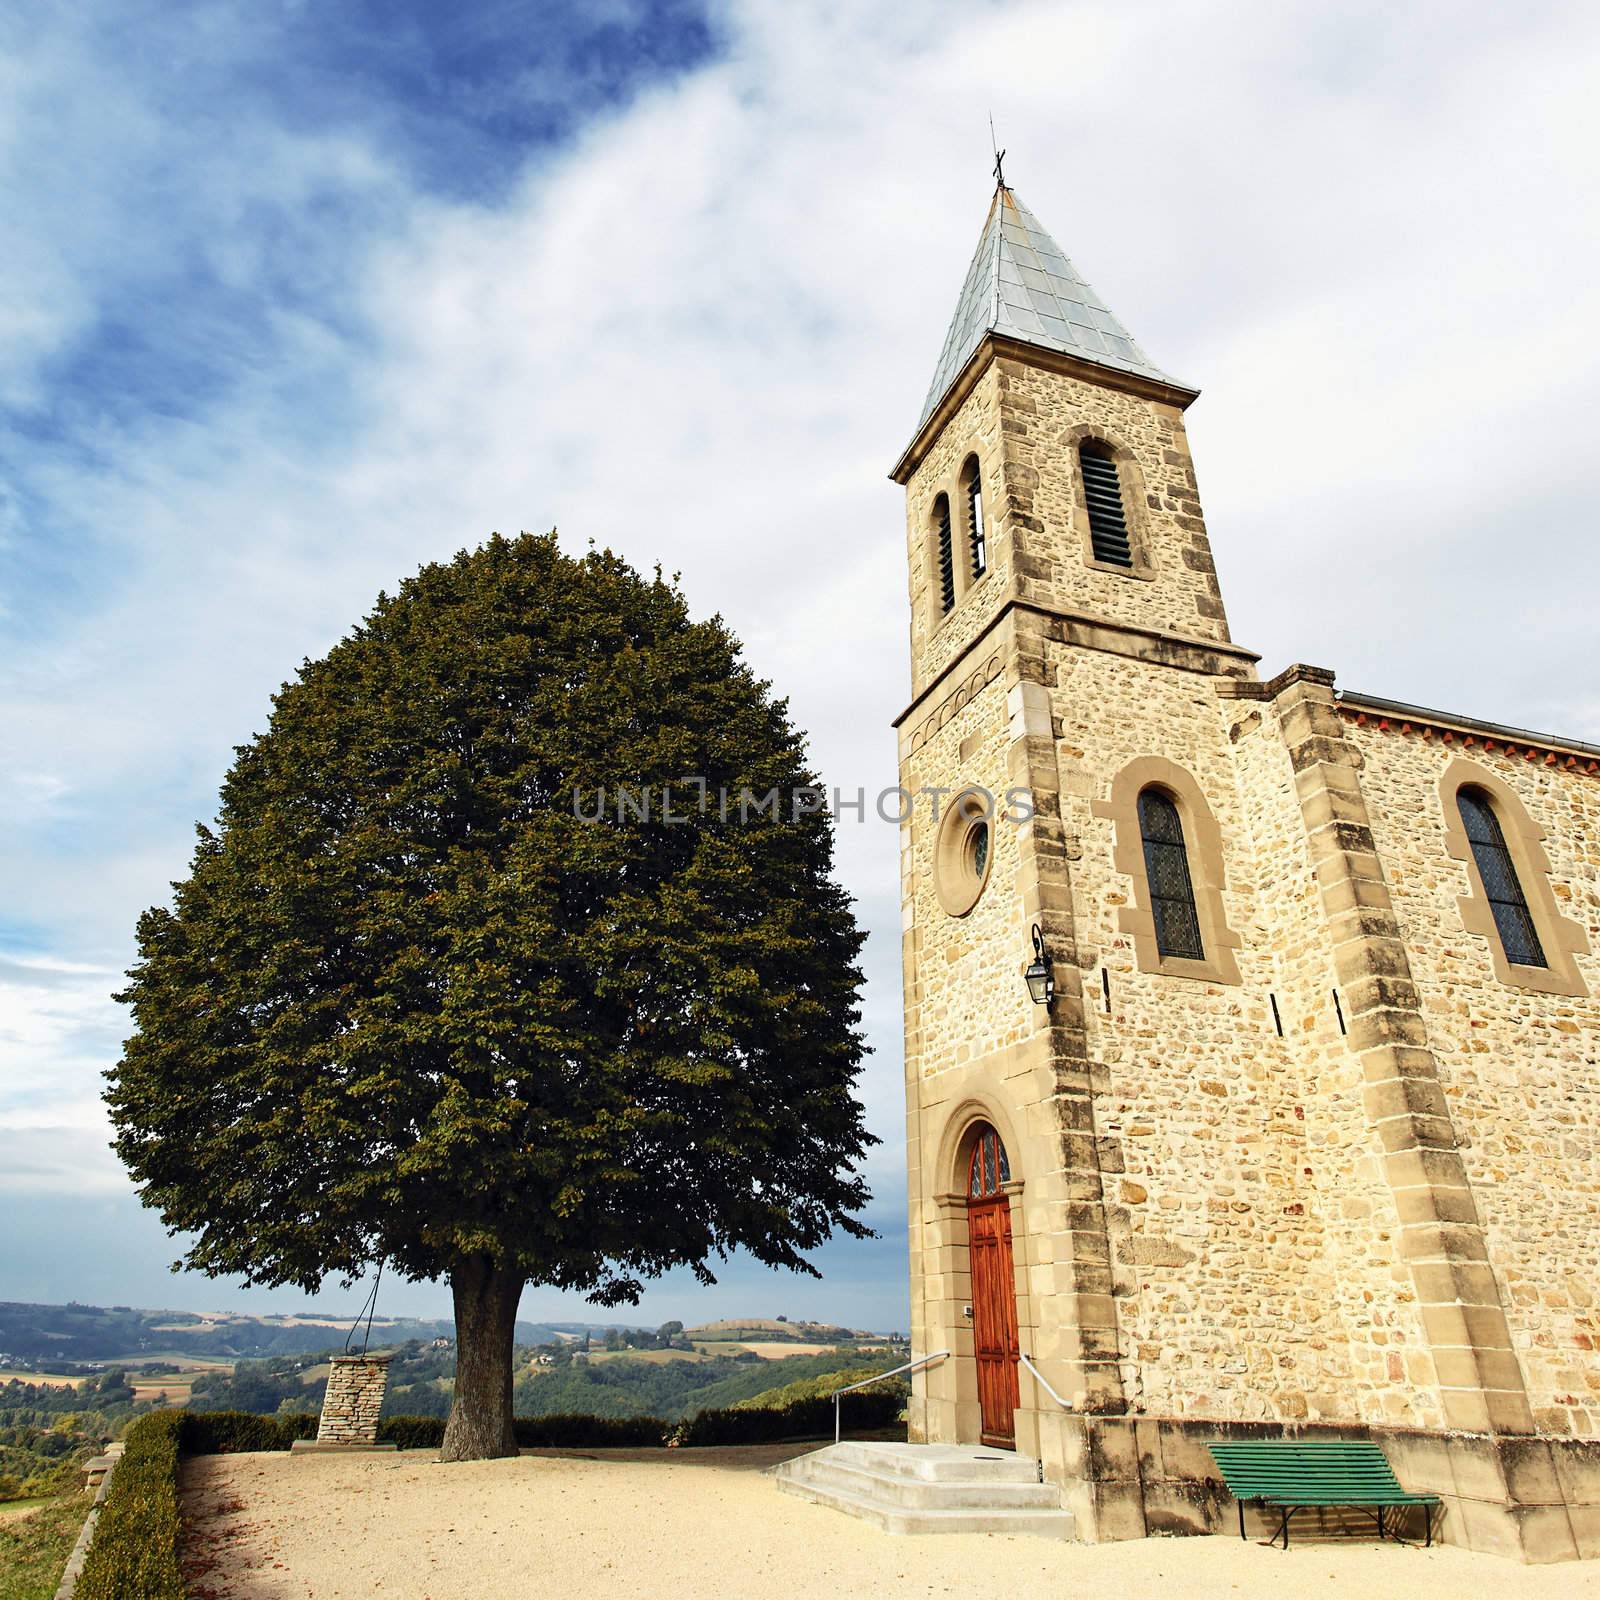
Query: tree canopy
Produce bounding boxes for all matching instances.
[107,532,874,1456]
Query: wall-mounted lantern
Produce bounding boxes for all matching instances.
[1024,923,1054,1008]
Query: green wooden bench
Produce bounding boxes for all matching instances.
[1208,1440,1441,1549]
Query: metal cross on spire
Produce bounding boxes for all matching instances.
[988,112,1007,191]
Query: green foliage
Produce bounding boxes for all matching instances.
[675,1349,891,1413]
[514,1414,666,1447]
[0,1370,139,1497]
[375,1415,446,1450]
[669,1389,901,1446]
[376,1414,669,1449]
[731,1361,906,1411]
[177,1411,317,1453]
[107,532,873,1308]
[0,1494,89,1600]
[191,1358,325,1415]
[75,1411,185,1600]
[179,1340,456,1420]
[512,1347,885,1422]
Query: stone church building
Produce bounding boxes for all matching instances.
[893,183,1600,1560]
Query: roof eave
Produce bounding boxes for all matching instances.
[1336,689,1600,766]
[889,333,1202,485]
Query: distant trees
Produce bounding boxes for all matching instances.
[108,535,874,1462]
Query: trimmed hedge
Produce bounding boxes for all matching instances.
[171,1398,898,1456]
[75,1409,186,1600]
[180,1410,318,1454]
[378,1415,446,1451]
[515,1414,668,1448]
[374,1414,671,1449]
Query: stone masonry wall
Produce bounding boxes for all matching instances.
[1226,694,1445,1429]
[1347,719,1600,1433]
[1056,645,1401,1424]
[904,365,1007,698]
[995,357,1231,646]
[316,1355,390,1444]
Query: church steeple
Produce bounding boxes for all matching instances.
[914,185,1192,436]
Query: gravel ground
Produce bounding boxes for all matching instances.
[179,1445,1600,1600]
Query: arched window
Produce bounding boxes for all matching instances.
[933,494,955,614]
[1080,443,1132,568]
[968,1125,1011,1198]
[963,457,987,581]
[1138,788,1204,961]
[1457,787,1547,968]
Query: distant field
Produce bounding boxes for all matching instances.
[89,1353,234,1370]
[0,1371,81,1389]
[687,1319,791,1334]
[129,1376,199,1404]
[732,1342,836,1359]
[584,1348,716,1366]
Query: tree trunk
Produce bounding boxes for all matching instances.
[440,1255,523,1461]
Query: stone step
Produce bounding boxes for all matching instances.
[826,1441,1041,1484]
[776,1466,1073,1539]
[789,1456,1062,1511]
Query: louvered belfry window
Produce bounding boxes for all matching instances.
[1081,444,1133,567]
[1138,788,1205,961]
[935,495,955,614]
[965,459,987,580]
[1458,788,1547,967]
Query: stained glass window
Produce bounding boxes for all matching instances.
[1458,788,1547,968]
[968,1128,1011,1197]
[1139,788,1205,961]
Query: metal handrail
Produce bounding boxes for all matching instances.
[830,1350,950,1443]
[1018,1351,1073,1411]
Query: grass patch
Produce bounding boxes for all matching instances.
[0,1495,87,1600]
[0,1497,55,1520]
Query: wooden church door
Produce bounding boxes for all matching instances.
[967,1126,1019,1447]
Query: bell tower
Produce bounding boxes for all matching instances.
[892,181,1262,1465]
[893,183,1236,703]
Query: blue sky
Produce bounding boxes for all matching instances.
[3,0,1599,1333]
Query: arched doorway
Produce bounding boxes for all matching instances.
[966,1123,1019,1447]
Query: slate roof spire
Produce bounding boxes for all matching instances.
[915,184,1189,432]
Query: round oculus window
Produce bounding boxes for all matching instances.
[934,789,995,917]
[968,821,989,879]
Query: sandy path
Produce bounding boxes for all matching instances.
[180,1446,1600,1600]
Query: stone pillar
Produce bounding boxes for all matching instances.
[1007,631,1125,1416]
[292,1354,396,1452]
[1267,664,1534,1435]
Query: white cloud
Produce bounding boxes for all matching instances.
[4,0,1599,1317]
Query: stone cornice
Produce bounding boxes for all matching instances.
[893,593,1260,746]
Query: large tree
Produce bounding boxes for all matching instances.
[107,533,873,1460]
